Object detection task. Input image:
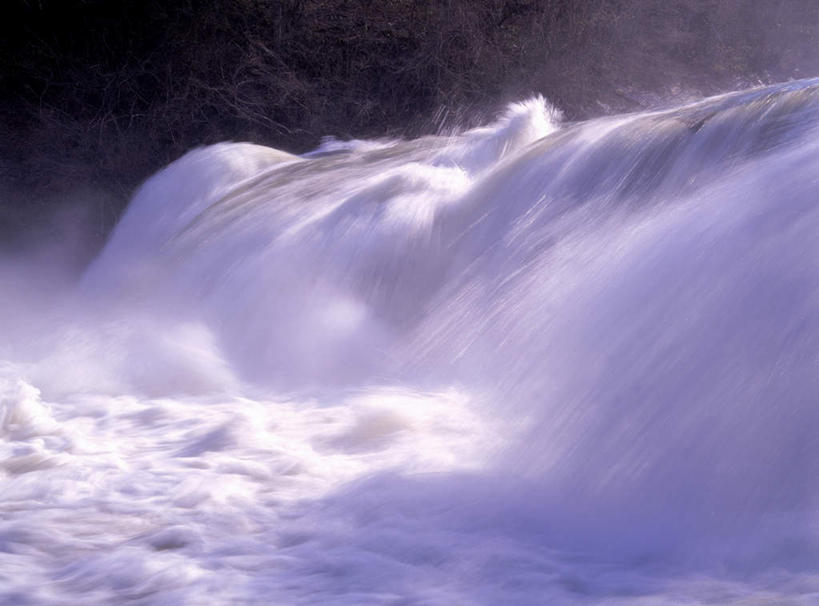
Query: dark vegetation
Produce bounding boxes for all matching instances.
[2,0,818,253]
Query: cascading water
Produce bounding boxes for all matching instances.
[3,80,819,604]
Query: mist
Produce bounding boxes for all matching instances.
[4,2,819,605]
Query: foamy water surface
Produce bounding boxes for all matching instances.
[4,84,819,604]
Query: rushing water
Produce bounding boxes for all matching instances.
[4,80,819,604]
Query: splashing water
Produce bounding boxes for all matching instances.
[4,83,819,603]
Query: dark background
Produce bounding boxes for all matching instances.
[2,0,818,258]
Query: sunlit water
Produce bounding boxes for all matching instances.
[4,80,819,604]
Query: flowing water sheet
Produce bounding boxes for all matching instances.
[3,81,819,604]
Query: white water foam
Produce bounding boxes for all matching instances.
[4,86,819,603]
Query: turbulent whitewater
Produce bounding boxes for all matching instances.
[4,80,819,604]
